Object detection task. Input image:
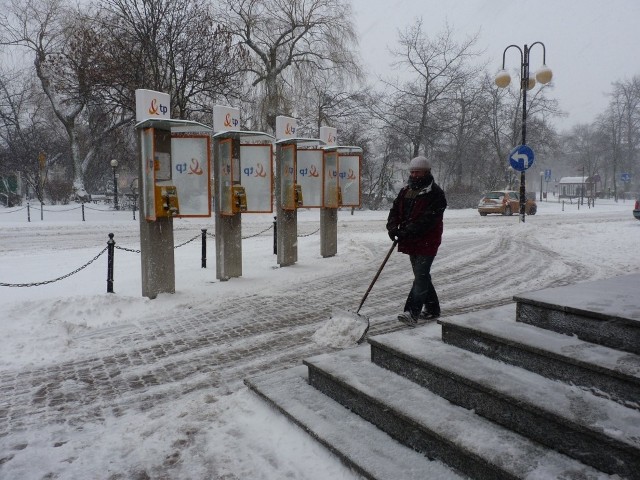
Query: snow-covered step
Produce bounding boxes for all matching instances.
[439,304,640,410]
[369,327,640,478]
[303,347,613,480]
[244,364,467,480]
[514,274,640,355]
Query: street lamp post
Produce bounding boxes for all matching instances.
[540,171,544,201]
[495,42,552,223]
[131,178,138,220]
[110,159,119,211]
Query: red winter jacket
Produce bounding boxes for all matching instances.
[386,178,447,256]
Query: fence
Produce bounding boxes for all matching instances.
[0,202,138,222]
[0,223,319,292]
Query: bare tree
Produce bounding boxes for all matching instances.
[1,0,133,197]
[374,21,482,160]
[96,0,246,122]
[597,80,637,200]
[565,123,605,192]
[217,0,360,133]
[0,66,68,202]
[602,77,640,197]
[435,82,491,192]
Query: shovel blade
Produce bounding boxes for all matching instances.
[329,307,370,344]
[311,308,370,347]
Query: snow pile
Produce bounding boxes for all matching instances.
[1,294,154,368]
[311,309,368,348]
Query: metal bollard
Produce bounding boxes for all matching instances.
[201,228,207,268]
[82,203,85,221]
[107,233,115,293]
[40,203,43,221]
[273,216,277,255]
[27,202,30,222]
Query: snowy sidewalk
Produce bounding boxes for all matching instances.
[0,262,409,440]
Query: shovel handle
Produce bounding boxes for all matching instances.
[356,240,398,314]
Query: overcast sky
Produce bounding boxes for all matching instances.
[350,0,640,132]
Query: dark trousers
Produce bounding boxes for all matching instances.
[403,255,439,316]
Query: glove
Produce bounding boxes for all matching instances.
[388,228,405,241]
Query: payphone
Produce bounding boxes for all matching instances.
[294,184,303,207]
[154,185,179,217]
[287,183,303,208]
[232,185,248,213]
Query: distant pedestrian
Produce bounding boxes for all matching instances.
[386,156,447,327]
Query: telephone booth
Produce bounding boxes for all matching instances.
[213,105,274,280]
[319,144,363,257]
[135,89,212,299]
[274,115,321,266]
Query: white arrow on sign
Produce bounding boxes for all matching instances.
[511,153,528,166]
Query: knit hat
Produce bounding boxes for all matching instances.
[409,156,431,170]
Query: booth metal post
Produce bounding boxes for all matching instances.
[275,143,297,267]
[319,145,339,258]
[138,128,176,299]
[320,207,337,257]
[214,136,243,280]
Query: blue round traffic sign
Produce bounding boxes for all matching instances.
[509,144,535,172]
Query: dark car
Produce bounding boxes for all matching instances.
[634,200,640,220]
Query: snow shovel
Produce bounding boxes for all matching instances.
[331,240,398,344]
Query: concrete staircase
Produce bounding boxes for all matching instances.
[246,274,640,479]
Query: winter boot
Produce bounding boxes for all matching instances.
[397,311,418,327]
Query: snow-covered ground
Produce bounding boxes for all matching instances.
[0,196,638,479]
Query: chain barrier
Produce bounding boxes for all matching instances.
[203,224,317,240]
[115,245,141,254]
[242,224,273,239]
[174,233,201,249]
[0,203,129,221]
[84,205,115,212]
[40,205,83,212]
[0,247,108,287]
[204,224,276,240]
[113,233,201,253]
[0,205,28,214]
[0,222,320,288]
[298,227,320,237]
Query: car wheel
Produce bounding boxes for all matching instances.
[528,206,537,215]
[503,206,512,216]
[479,212,487,216]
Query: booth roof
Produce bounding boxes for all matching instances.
[274,137,321,146]
[322,145,363,153]
[212,130,275,142]
[134,118,211,132]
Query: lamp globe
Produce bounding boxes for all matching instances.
[535,64,553,84]
[495,69,511,88]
